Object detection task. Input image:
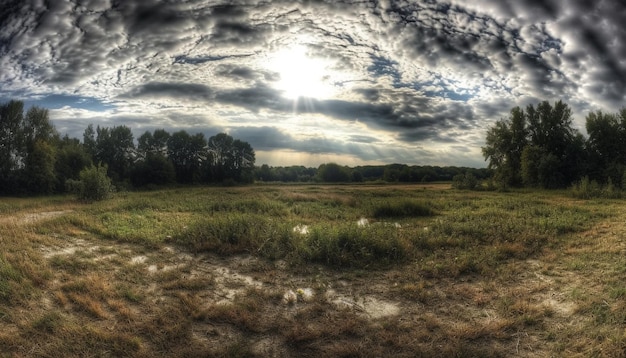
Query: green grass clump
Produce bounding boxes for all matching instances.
[372,200,434,218]
[300,223,411,268]
[0,257,22,303]
[173,213,272,254]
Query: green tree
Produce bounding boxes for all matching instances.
[585,110,625,184]
[83,124,96,158]
[137,129,170,158]
[23,140,57,194]
[0,101,60,194]
[167,130,207,183]
[55,136,92,192]
[482,106,528,188]
[130,153,176,187]
[317,163,351,182]
[206,133,255,182]
[231,139,255,182]
[484,101,582,189]
[94,125,135,183]
[0,100,25,193]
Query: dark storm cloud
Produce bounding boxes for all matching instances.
[124,82,214,101]
[215,84,474,141]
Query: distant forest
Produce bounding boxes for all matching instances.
[0,100,489,196]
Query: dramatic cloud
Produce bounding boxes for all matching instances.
[1,0,625,167]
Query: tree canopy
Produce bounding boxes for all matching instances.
[483,100,618,189]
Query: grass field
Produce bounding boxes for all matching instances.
[1,183,626,357]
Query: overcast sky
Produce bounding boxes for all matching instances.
[1,0,625,168]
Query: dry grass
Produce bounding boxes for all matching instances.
[2,185,626,356]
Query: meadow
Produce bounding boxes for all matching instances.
[1,183,625,357]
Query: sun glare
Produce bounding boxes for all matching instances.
[268,45,336,100]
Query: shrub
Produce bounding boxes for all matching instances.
[77,165,114,201]
[452,172,478,190]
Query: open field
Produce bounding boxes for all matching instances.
[1,184,626,357]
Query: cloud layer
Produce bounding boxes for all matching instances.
[1,0,625,167]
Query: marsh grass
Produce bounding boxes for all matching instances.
[2,184,625,356]
[371,199,434,218]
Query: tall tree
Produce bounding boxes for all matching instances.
[482,106,528,187]
[95,125,135,183]
[584,109,626,184]
[134,129,175,187]
[23,139,57,194]
[55,135,92,192]
[138,129,170,158]
[0,101,59,194]
[484,101,582,189]
[0,100,24,192]
[167,130,207,183]
[206,133,255,182]
[83,124,96,158]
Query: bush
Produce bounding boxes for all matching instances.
[77,165,114,201]
[452,172,478,190]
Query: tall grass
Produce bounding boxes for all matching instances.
[371,199,434,218]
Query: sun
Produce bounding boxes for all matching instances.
[267,45,335,100]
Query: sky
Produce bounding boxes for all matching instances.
[1,0,625,168]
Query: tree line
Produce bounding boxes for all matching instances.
[1,99,494,196]
[482,100,626,189]
[256,163,490,183]
[0,100,255,195]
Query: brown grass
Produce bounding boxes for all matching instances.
[3,186,626,356]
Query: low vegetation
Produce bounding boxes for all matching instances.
[1,184,626,356]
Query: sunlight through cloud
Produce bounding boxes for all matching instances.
[266,44,337,100]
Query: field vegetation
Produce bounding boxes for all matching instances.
[1,184,626,356]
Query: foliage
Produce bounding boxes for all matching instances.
[77,164,114,201]
[94,125,135,183]
[0,100,60,195]
[317,163,351,182]
[167,130,206,183]
[130,153,176,187]
[483,100,586,189]
[452,172,479,190]
[206,133,255,183]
